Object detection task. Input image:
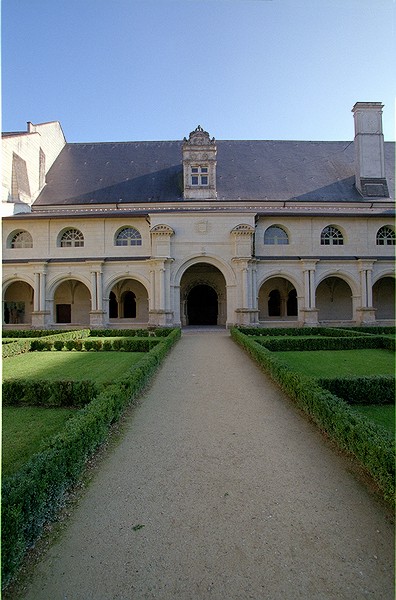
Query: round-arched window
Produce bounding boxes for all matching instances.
[320,225,344,246]
[115,227,142,246]
[264,225,289,245]
[59,228,84,247]
[8,230,33,249]
[376,226,395,246]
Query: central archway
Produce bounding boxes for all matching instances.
[187,284,218,325]
[180,262,226,326]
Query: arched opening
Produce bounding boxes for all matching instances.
[122,291,137,318]
[108,279,148,323]
[54,280,91,325]
[258,277,298,321]
[268,289,281,316]
[3,281,34,325]
[187,284,218,325]
[373,277,395,320]
[316,276,352,321]
[180,262,226,327]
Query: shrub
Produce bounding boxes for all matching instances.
[53,340,65,351]
[318,376,395,405]
[255,335,391,352]
[2,380,99,408]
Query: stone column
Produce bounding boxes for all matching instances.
[357,260,376,324]
[31,262,50,328]
[300,259,319,326]
[87,262,105,328]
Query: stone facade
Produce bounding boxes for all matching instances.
[2,105,395,329]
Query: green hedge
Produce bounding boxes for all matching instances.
[29,338,161,352]
[235,327,371,338]
[231,328,394,503]
[254,335,391,352]
[2,380,99,408]
[318,376,395,405]
[1,328,181,589]
[2,330,90,359]
[91,328,173,337]
[2,330,79,338]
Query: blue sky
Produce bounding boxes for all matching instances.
[2,0,395,142]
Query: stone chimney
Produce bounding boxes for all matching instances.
[352,102,389,197]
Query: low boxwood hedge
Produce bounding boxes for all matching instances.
[3,330,91,358]
[318,376,395,405]
[2,380,99,408]
[1,328,181,589]
[254,335,392,352]
[231,328,394,504]
[235,326,371,338]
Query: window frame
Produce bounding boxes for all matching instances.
[190,165,209,186]
[320,225,344,246]
[264,225,289,245]
[114,226,142,247]
[59,228,85,248]
[8,230,33,249]
[376,226,395,246]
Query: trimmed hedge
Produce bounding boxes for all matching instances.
[2,330,79,338]
[91,328,173,337]
[254,335,392,352]
[1,328,181,589]
[231,328,394,503]
[27,338,161,352]
[318,376,395,405]
[235,326,371,338]
[3,330,90,358]
[2,380,99,408]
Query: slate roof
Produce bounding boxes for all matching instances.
[33,139,395,206]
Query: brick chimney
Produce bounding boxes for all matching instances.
[352,102,389,197]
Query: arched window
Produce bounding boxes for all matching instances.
[320,225,344,246]
[59,228,84,248]
[115,227,142,246]
[376,226,395,246]
[264,225,289,245]
[9,230,33,249]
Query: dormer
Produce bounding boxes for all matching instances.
[182,125,217,200]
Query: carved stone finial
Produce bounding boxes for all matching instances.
[183,125,216,146]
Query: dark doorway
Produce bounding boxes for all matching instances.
[287,289,298,316]
[109,292,118,318]
[187,284,218,325]
[268,290,281,316]
[56,304,71,323]
[123,291,136,318]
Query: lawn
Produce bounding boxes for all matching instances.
[2,407,77,476]
[3,351,145,383]
[274,349,394,378]
[352,405,395,435]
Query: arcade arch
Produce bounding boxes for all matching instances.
[315,276,353,321]
[180,263,226,326]
[108,278,149,323]
[53,279,91,324]
[373,276,395,320]
[258,277,298,321]
[3,280,34,325]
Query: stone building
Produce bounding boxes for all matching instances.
[2,102,395,329]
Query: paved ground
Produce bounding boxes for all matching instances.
[16,331,394,599]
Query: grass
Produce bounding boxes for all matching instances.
[3,351,145,384]
[274,349,394,378]
[2,407,77,476]
[352,405,395,435]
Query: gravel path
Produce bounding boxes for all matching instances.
[18,331,394,599]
